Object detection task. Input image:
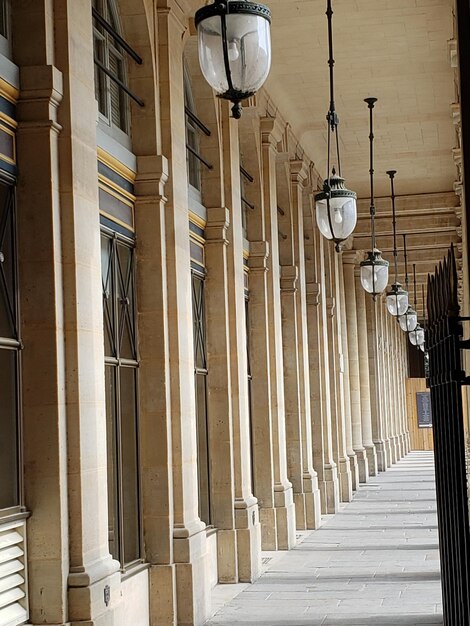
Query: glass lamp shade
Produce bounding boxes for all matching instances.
[360,249,389,296]
[386,283,409,317]
[398,306,418,332]
[315,172,357,248]
[409,324,425,347]
[195,0,272,118]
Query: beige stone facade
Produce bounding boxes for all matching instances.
[0,1,462,625]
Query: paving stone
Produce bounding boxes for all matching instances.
[206,452,443,625]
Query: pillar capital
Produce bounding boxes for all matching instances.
[205,207,230,244]
[280,264,298,292]
[343,250,363,266]
[260,116,285,149]
[306,281,321,306]
[289,158,309,186]
[326,296,336,317]
[18,64,63,132]
[135,154,169,199]
[248,240,270,272]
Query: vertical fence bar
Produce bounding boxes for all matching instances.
[427,246,470,625]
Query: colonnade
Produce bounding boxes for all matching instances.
[5,2,411,625]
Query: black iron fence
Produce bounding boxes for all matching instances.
[427,245,470,625]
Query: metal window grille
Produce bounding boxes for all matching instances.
[92,0,144,135]
[191,270,211,525]
[101,228,143,568]
[184,70,212,192]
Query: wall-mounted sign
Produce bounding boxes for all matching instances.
[417,391,433,428]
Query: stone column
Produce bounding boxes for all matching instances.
[157,4,209,623]
[380,300,393,466]
[15,8,70,621]
[401,332,411,452]
[55,1,124,622]
[279,175,321,526]
[355,268,378,476]
[135,156,179,624]
[327,246,353,501]
[391,322,404,459]
[312,230,340,511]
[343,255,369,483]
[365,295,388,471]
[289,160,322,528]
[338,259,359,489]
[256,117,296,549]
[385,312,398,464]
[216,104,261,582]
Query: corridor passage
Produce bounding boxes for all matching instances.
[208,452,442,625]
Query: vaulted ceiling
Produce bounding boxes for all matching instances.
[263,0,460,306]
[186,0,461,304]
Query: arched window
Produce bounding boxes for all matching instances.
[93,0,129,135]
[0,0,11,59]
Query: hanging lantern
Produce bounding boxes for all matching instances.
[195,0,272,119]
[385,170,409,318]
[314,0,357,251]
[386,282,409,317]
[360,97,389,297]
[361,250,389,296]
[399,308,418,332]
[315,170,357,249]
[409,324,425,347]
[397,235,417,331]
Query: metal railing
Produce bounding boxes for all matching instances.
[427,244,470,625]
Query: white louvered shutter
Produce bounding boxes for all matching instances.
[0,520,28,626]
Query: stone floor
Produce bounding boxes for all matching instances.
[207,451,443,625]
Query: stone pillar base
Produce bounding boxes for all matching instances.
[396,435,404,460]
[374,441,388,472]
[365,444,378,477]
[302,472,322,529]
[338,457,353,502]
[348,452,360,491]
[319,464,340,514]
[235,500,262,583]
[390,436,399,464]
[174,526,210,626]
[150,564,177,626]
[217,529,238,583]
[401,433,409,455]
[354,448,369,483]
[68,556,121,626]
[273,484,297,550]
[384,438,393,467]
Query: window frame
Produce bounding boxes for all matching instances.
[101,225,143,570]
[93,0,131,141]
[0,0,11,60]
[191,265,212,526]
[0,181,25,520]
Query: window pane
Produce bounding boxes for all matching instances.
[195,372,210,525]
[116,242,135,360]
[105,366,119,560]
[0,349,18,509]
[0,0,9,40]
[192,274,206,370]
[101,234,114,357]
[0,186,15,339]
[94,33,108,117]
[120,367,140,564]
